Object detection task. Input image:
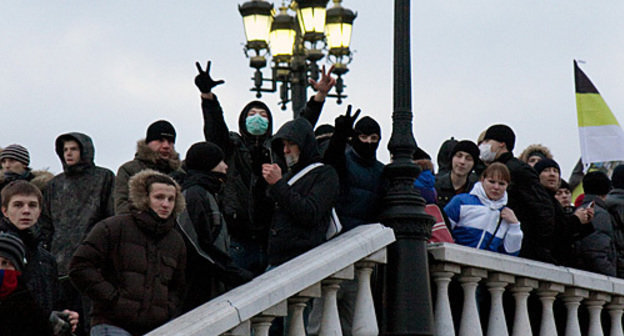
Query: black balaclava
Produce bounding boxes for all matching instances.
[351,116,381,161]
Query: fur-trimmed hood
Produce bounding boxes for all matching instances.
[128,169,185,216]
[135,139,181,172]
[519,144,553,164]
[0,169,53,191]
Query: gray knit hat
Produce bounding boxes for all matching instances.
[0,144,30,166]
[0,232,27,272]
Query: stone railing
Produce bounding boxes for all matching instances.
[428,242,624,336]
[147,223,395,336]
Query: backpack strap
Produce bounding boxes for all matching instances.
[287,162,324,186]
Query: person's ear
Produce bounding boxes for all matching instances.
[1,206,6,217]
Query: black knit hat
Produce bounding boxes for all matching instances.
[0,232,27,272]
[534,158,560,176]
[559,179,570,191]
[185,142,224,172]
[612,165,624,189]
[450,140,480,162]
[314,124,335,139]
[0,144,30,166]
[583,171,611,196]
[413,146,431,160]
[484,124,516,151]
[146,120,176,144]
[354,117,381,139]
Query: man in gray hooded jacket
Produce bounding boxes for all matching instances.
[40,132,115,334]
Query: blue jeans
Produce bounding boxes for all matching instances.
[230,239,267,276]
[90,324,132,336]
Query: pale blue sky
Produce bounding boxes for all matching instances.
[1,1,623,179]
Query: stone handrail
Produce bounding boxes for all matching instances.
[147,223,395,336]
[428,242,624,336]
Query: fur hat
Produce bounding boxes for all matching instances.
[483,124,515,151]
[0,144,30,166]
[146,120,176,144]
[128,169,185,215]
[583,171,611,196]
[185,142,224,172]
[450,140,479,162]
[0,232,27,272]
[519,144,553,164]
[534,158,560,176]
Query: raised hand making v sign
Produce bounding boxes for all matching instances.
[309,64,336,102]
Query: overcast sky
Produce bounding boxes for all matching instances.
[1,1,623,179]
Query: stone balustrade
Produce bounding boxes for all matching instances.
[428,242,624,336]
[146,223,395,336]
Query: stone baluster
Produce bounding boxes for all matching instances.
[352,249,387,336]
[288,283,322,336]
[250,301,288,336]
[510,277,538,336]
[431,263,461,336]
[458,267,487,336]
[584,292,611,336]
[224,320,250,336]
[606,296,624,336]
[319,265,355,336]
[486,273,515,336]
[536,282,565,336]
[561,287,589,336]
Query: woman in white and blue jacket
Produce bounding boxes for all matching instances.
[443,162,523,256]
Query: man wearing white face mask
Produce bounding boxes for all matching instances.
[480,124,557,264]
[194,60,336,276]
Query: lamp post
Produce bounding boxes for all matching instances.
[379,0,435,335]
[239,0,356,118]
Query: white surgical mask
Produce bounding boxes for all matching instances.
[479,143,497,163]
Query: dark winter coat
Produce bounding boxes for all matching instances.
[70,170,186,336]
[267,118,339,266]
[0,283,54,336]
[494,152,556,263]
[435,172,478,210]
[574,195,617,276]
[177,170,252,312]
[325,144,384,231]
[201,95,324,246]
[604,188,624,277]
[113,139,181,215]
[549,190,594,267]
[39,132,115,273]
[0,218,59,318]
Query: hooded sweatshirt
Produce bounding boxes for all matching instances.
[39,132,115,273]
[444,181,523,255]
[267,118,339,266]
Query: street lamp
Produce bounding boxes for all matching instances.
[239,0,357,117]
[379,0,435,335]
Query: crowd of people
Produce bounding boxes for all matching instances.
[0,60,620,335]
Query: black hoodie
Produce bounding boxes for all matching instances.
[39,132,115,274]
[267,118,339,266]
[201,95,324,248]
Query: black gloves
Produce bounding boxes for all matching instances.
[49,311,73,336]
[195,61,225,93]
[334,104,361,138]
